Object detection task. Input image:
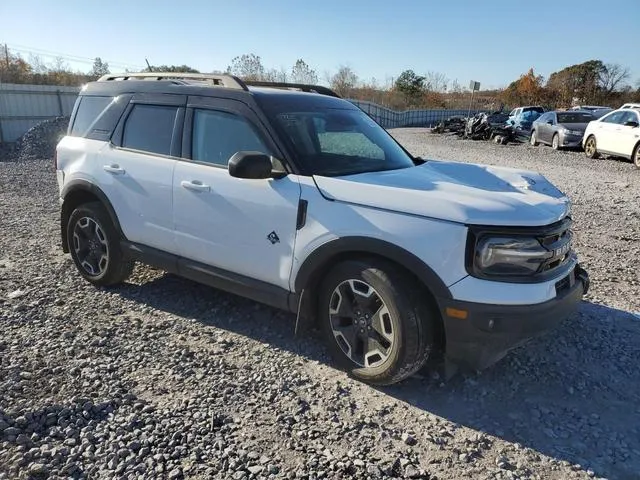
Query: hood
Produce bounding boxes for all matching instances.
[313,161,570,227]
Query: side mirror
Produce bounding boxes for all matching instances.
[228,151,273,179]
[624,120,639,128]
[546,120,554,125]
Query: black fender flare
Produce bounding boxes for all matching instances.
[60,180,125,252]
[293,236,452,301]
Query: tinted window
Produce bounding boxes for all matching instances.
[70,96,113,136]
[122,104,178,155]
[523,107,545,113]
[191,109,271,167]
[557,112,593,123]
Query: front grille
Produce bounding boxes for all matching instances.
[538,218,573,275]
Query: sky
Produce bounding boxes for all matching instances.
[1,0,639,90]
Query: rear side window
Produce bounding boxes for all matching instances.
[122,104,178,156]
[70,96,112,136]
[191,109,271,167]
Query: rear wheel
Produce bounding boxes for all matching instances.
[67,202,133,286]
[318,259,436,385]
[584,135,599,159]
[552,133,560,150]
[530,130,539,146]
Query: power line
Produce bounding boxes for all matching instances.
[6,43,145,70]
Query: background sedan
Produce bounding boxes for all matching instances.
[530,111,594,149]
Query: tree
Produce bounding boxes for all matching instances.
[424,71,449,93]
[146,64,200,73]
[394,69,425,98]
[226,53,264,80]
[329,65,358,97]
[90,57,110,77]
[502,68,546,106]
[263,67,288,82]
[547,60,605,105]
[598,63,630,95]
[290,59,317,84]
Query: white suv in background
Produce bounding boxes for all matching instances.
[583,107,640,167]
[55,73,589,385]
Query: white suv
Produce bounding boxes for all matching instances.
[583,107,640,167]
[55,73,589,385]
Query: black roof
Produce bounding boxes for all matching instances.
[80,77,354,111]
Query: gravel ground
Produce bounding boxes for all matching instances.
[1,128,640,480]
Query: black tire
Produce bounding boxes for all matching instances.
[633,143,640,169]
[318,258,436,385]
[530,130,539,146]
[67,201,133,286]
[551,133,560,150]
[584,135,599,159]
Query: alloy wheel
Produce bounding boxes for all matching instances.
[552,134,559,149]
[585,138,596,157]
[72,216,109,276]
[328,279,395,368]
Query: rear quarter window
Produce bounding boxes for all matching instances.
[70,96,113,136]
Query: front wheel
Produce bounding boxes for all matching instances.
[318,259,436,385]
[552,133,560,150]
[530,130,539,146]
[584,135,599,159]
[67,202,133,286]
[633,143,640,169]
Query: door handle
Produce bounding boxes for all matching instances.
[181,180,211,192]
[103,164,125,175]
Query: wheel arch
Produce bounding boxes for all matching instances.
[294,237,451,347]
[60,180,124,253]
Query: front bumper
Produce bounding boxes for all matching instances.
[439,265,589,370]
[560,132,584,148]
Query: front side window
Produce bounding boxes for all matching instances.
[122,104,178,156]
[191,109,271,167]
[619,111,639,126]
[601,111,625,124]
[271,109,414,176]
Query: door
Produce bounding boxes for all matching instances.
[172,99,301,290]
[612,111,640,157]
[596,111,626,153]
[98,100,183,253]
[536,113,552,143]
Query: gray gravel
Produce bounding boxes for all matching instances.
[1,127,639,479]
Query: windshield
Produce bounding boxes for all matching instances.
[557,112,593,123]
[272,109,415,177]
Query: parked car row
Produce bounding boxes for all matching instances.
[529,104,640,167]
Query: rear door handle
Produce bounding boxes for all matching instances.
[181,180,211,192]
[103,164,125,175]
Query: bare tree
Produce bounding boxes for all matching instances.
[329,65,358,97]
[424,71,449,92]
[598,63,631,94]
[227,53,265,81]
[290,59,318,84]
[28,54,49,74]
[51,56,69,73]
[263,67,288,82]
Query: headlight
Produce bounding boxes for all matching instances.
[476,237,551,276]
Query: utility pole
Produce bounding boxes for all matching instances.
[145,58,152,72]
[4,44,9,69]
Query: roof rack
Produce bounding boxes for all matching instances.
[97,72,248,90]
[243,81,341,98]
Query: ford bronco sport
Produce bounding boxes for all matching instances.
[55,73,589,385]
